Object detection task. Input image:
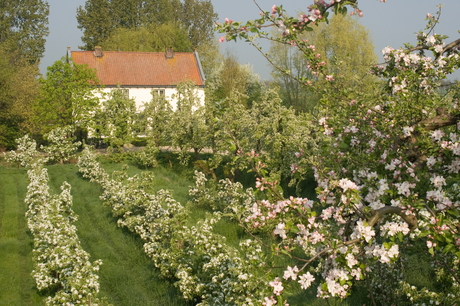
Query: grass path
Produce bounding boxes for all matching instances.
[0,168,44,306]
[45,164,188,306]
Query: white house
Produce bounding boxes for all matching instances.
[70,47,206,110]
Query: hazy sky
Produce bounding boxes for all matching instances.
[40,0,460,80]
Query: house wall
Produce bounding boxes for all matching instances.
[97,87,205,111]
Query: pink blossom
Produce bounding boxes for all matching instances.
[283,266,299,280]
[219,37,225,43]
[338,178,358,192]
[269,277,284,295]
[263,296,277,306]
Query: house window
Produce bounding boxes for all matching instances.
[153,89,165,97]
[114,88,129,98]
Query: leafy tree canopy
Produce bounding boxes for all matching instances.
[0,0,49,63]
[32,57,101,134]
[101,22,193,52]
[0,46,39,149]
[270,13,378,112]
[76,0,217,51]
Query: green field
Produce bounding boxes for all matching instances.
[0,159,389,306]
[0,162,191,306]
[0,167,43,306]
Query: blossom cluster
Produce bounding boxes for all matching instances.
[41,125,81,164]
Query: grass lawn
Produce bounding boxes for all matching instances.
[0,167,44,306]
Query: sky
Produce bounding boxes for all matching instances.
[40,0,460,80]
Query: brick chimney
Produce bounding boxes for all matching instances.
[165,47,174,59]
[95,46,103,57]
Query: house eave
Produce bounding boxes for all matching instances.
[97,84,206,89]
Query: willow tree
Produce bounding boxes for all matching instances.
[270,14,378,112]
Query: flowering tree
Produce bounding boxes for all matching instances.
[41,125,81,164]
[134,90,173,167]
[97,87,137,152]
[168,81,207,164]
[216,1,460,304]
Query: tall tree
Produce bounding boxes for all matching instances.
[207,53,262,109]
[0,47,39,149]
[269,39,319,112]
[32,57,101,134]
[180,0,217,49]
[76,0,113,51]
[101,23,192,52]
[270,14,377,112]
[97,88,137,151]
[169,81,207,164]
[0,0,49,63]
[76,0,218,51]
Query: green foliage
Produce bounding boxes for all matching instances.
[269,14,378,112]
[41,126,81,165]
[101,23,193,52]
[0,0,49,63]
[97,87,137,151]
[139,90,172,147]
[134,91,173,168]
[169,81,207,165]
[206,52,262,108]
[180,0,218,49]
[76,0,217,51]
[0,46,39,149]
[32,57,101,134]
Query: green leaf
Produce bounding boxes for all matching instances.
[397,232,404,242]
[342,6,348,16]
[419,231,430,238]
[443,244,454,254]
[429,247,434,255]
[447,209,459,217]
[281,249,292,258]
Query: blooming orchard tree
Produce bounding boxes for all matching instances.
[217,1,460,304]
[134,91,173,167]
[96,87,137,152]
[169,81,207,164]
[41,125,81,164]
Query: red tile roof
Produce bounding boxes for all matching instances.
[71,50,205,87]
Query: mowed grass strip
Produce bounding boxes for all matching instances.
[46,164,188,306]
[0,168,44,306]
